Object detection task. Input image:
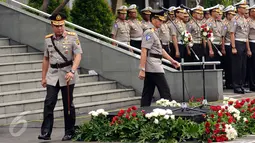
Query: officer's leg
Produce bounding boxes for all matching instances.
[225,45,233,88]
[250,42,255,90]
[241,46,247,89]
[232,41,243,90]
[170,42,175,58]
[41,82,60,135]
[153,73,172,101]
[141,72,156,107]
[60,84,76,135]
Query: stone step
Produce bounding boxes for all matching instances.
[0,74,98,92]
[0,89,135,115]
[0,96,141,125]
[0,45,28,54]
[0,69,42,82]
[0,38,9,46]
[0,60,42,72]
[0,52,43,63]
[0,81,117,103]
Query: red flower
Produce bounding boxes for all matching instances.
[228,116,234,124]
[241,109,245,113]
[125,114,130,120]
[228,101,234,105]
[141,110,145,115]
[202,114,206,118]
[205,128,210,134]
[226,112,231,116]
[217,118,221,123]
[213,129,220,134]
[131,106,137,110]
[132,112,137,117]
[127,108,132,113]
[248,104,252,107]
[209,29,213,33]
[225,106,228,110]
[215,123,220,129]
[251,99,255,105]
[234,103,242,109]
[222,123,226,129]
[210,114,214,118]
[205,121,210,127]
[190,96,194,102]
[208,33,211,38]
[246,98,251,103]
[246,120,249,124]
[112,116,119,124]
[118,109,125,117]
[208,139,212,143]
[221,108,225,112]
[218,111,223,117]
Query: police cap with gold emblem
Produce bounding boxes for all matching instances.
[141,6,153,15]
[224,5,236,15]
[128,4,137,12]
[49,13,66,26]
[173,6,185,13]
[191,5,204,14]
[168,6,176,15]
[117,5,128,14]
[151,10,166,21]
[234,0,248,8]
[208,4,221,13]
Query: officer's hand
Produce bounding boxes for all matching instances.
[221,48,226,56]
[247,50,252,57]
[41,78,47,88]
[187,50,191,56]
[172,61,180,69]
[65,72,74,82]
[209,50,214,57]
[232,48,237,55]
[129,48,134,53]
[175,51,180,58]
[138,70,145,80]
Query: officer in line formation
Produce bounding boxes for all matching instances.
[112,0,255,96]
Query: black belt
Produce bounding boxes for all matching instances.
[149,53,162,59]
[50,60,73,69]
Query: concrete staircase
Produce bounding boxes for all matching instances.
[0,38,141,125]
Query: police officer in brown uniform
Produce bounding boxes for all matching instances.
[169,7,188,63]
[222,5,236,89]
[111,6,131,51]
[183,9,190,23]
[230,0,252,94]
[187,5,204,69]
[247,5,255,91]
[206,5,223,69]
[38,13,82,141]
[138,10,180,107]
[128,4,143,50]
[141,7,153,31]
[168,6,176,58]
[159,12,171,55]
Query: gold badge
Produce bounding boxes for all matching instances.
[76,39,80,45]
[56,15,62,20]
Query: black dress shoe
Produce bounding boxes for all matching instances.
[62,134,73,141]
[38,133,51,140]
[241,88,252,93]
[234,88,245,94]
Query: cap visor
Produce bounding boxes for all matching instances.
[52,20,65,25]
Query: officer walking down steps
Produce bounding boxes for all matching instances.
[138,10,180,107]
[38,13,83,141]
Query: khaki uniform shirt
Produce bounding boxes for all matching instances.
[230,14,249,39]
[206,18,222,44]
[44,31,83,87]
[111,19,130,43]
[186,19,202,42]
[222,18,231,44]
[170,19,186,43]
[248,18,255,40]
[159,22,171,44]
[128,19,143,39]
[141,24,164,73]
[141,20,152,31]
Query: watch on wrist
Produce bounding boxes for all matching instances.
[70,70,75,74]
[139,67,145,71]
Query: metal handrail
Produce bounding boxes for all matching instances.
[8,0,221,69]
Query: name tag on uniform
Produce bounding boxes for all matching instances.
[48,45,53,47]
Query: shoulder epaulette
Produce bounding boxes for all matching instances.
[67,32,76,36]
[45,34,53,39]
[235,16,239,20]
[151,28,155,32]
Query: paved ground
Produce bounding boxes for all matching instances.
[1,90,255,143]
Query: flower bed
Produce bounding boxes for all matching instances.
[73,98,255,142]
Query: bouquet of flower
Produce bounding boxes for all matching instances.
[201,24,214,42]
[181,30,194,47]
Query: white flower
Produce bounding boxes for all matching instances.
[166,109,173,115]
[237,116,241,121]
[102,111,109,116]
[88,111,96,115]
[145,113,152,119]
[176,103,181,107]
[170,115,175,120]
[233,113,239,118]
[203,32,207,36]
[96,109,105,114]
[243,118,248,122]
[164,115,170,120]
[92,112,99,117]
[154,119,159,124]
[224,97,230,101]
[151,111,159,117]
[184,37,188,42]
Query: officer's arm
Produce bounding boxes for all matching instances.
[42,56,49,80]
[230,33,235,48]
[72,54,82,71]
[72,34,83,72]
[221,37,225,50]
[140,31,154,70]
[111,23,118,45]
[140,48,147,70]
[230,19,237,49]
[170,24,179,54]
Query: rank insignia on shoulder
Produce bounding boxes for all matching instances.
[145,34,151,41]
[45,34,53,39]
[67,32,76,36]
[76,39,80,45]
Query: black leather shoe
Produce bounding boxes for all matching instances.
[234,88,245,94]
[38,133,51,140]
[62,134,73,141]
[241,88,252,93]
